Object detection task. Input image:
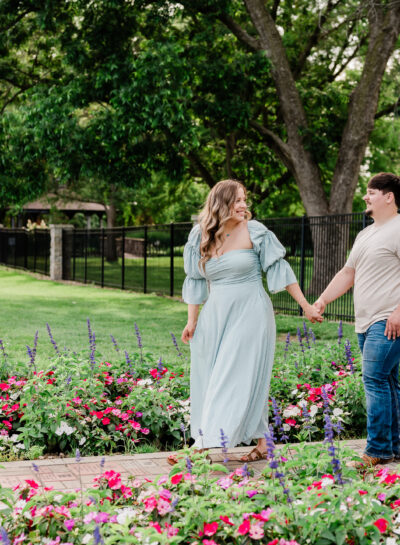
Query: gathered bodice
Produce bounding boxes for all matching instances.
[204,249,262,286]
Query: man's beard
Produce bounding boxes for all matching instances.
[365,208,373,217]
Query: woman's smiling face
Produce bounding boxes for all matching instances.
[231,187,247,222]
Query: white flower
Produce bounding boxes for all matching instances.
[79,436,87,445]
[15,443,25,449]
[55,421,75,436]
[282,423,291,431]
[309,405,319,417]
[333,408,343,417]
[82,534,93,544]
[283,406,301,418]
[386,538,399,545]
[10,434,19,442]
[116,507,138,525]
[138,379,153,386]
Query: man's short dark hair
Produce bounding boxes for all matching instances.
[368,172,400,209]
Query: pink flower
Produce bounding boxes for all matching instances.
[249,524,264,539]
[238,519,250,535]
[95,512,109,523]
[203,522,219,536]
[149,521,162,534]
[64,519,75,531]
[373,518,388,533]
[246,490,258,498]
[165,523,179,537]
[171,473,184,485]
[157,475,168,486]
[143,496,158,512]
[140,428,150,434]
[25,479,39,489]
[157,498,171,516]
[253,509,272,522]
[377,493,386,501]
[358,490,368,495]
[203,540,218,545]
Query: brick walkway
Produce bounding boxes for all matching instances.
[0,439,395,493]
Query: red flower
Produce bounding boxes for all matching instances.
[25,480,39,489]
[102,418,110,425]
[358,490,368,495]
[203,522,219,536]
[285,418,297,426]
[238,519,250,535]
[220,515,235,526]
[95,411,104,419]
[373,518,388,533]
[171,473,184,485]
[149,521,162,534]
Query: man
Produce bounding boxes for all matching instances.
[314,172,400,467]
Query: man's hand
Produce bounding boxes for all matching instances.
[303,303,323,324]
[384,307,400,340]
[313,297,326,315]
[181,321,197,344]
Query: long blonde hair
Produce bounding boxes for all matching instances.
[198,179,251,268]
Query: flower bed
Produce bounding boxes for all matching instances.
[0,322,364,460]
[1,440,400,545]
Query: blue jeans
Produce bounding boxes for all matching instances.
[358,320,400,459]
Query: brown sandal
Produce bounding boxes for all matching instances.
[239,447,267,463]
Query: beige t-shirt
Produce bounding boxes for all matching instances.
[345,214,400,333]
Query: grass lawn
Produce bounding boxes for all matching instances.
[0,266,358,369]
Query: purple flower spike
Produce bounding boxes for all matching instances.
[32,462,39,473]
[93,525,104,545]
[220,428,229,463]
[0,526,10,545]
[0,339,7,361]
[264,427,292,503]
[46,323,60,356]
[338,320,343,345]
[302,321,311,349]
[170,332,183,357]
[284,332,290,359]
[344,339,354,374]
[75,449,81,463]
[134,323,142,349]
[186,456,192,474]
[297,327,305,354]
[110,334,119,352]
[324,411,344,485]
[271,397,289,443]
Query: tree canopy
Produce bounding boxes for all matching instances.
[1,0,400,222]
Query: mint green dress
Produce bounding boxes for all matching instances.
[182,219,297,448]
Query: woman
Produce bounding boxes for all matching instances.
[175,180,322,462]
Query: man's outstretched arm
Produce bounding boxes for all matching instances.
[314,266,355,314]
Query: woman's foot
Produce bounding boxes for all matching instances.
[239,447,268,463]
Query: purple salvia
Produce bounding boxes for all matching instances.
[321,386,330,414]
[0,527,10,545]
[337,320,343,345]
[0,339,7,362]
[294,360,298,370]
[284,332,291,359]
[93,525,104,545]
[309,327,316,344]
[75,449,81,463]
[46,323,60,355]
[344,339,354,374]
[100,457,105,469]
[265,426,292,503]
[186,456,192,474]
[296,327,305,354]
[135,322,143,363]
[169,496,179,512]
[271,397,289,443]
[324,411,344,485]
[170,332,183,357]
[65,376,72,386]
[301,403,312,431]
[333,419,344,437]
[110,334,119,352]
[302,321,311,349]
[32,462,39,473]
[124,350,131,366]
[220,428,229,463]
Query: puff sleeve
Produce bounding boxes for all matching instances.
[182,224,208,304]
[248,220,297,294]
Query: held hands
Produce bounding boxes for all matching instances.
[303,303,323,324]
[181,321,197,344]
[313,297,326,316]
[385,307,400,340]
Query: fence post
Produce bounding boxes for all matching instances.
[101,228,105,288]
[62,226,74,280]
[170,223,174,296]
[299,215,306,316]
[144,226,148,294]
[50,224,74,281]
[121,227,125,290]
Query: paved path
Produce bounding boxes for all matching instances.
[0,439,395,493]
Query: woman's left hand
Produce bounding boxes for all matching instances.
[303,303,323,323]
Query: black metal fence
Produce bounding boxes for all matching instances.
[0,228,50,275]
[0,214,377,321]
[60,213,374,321]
